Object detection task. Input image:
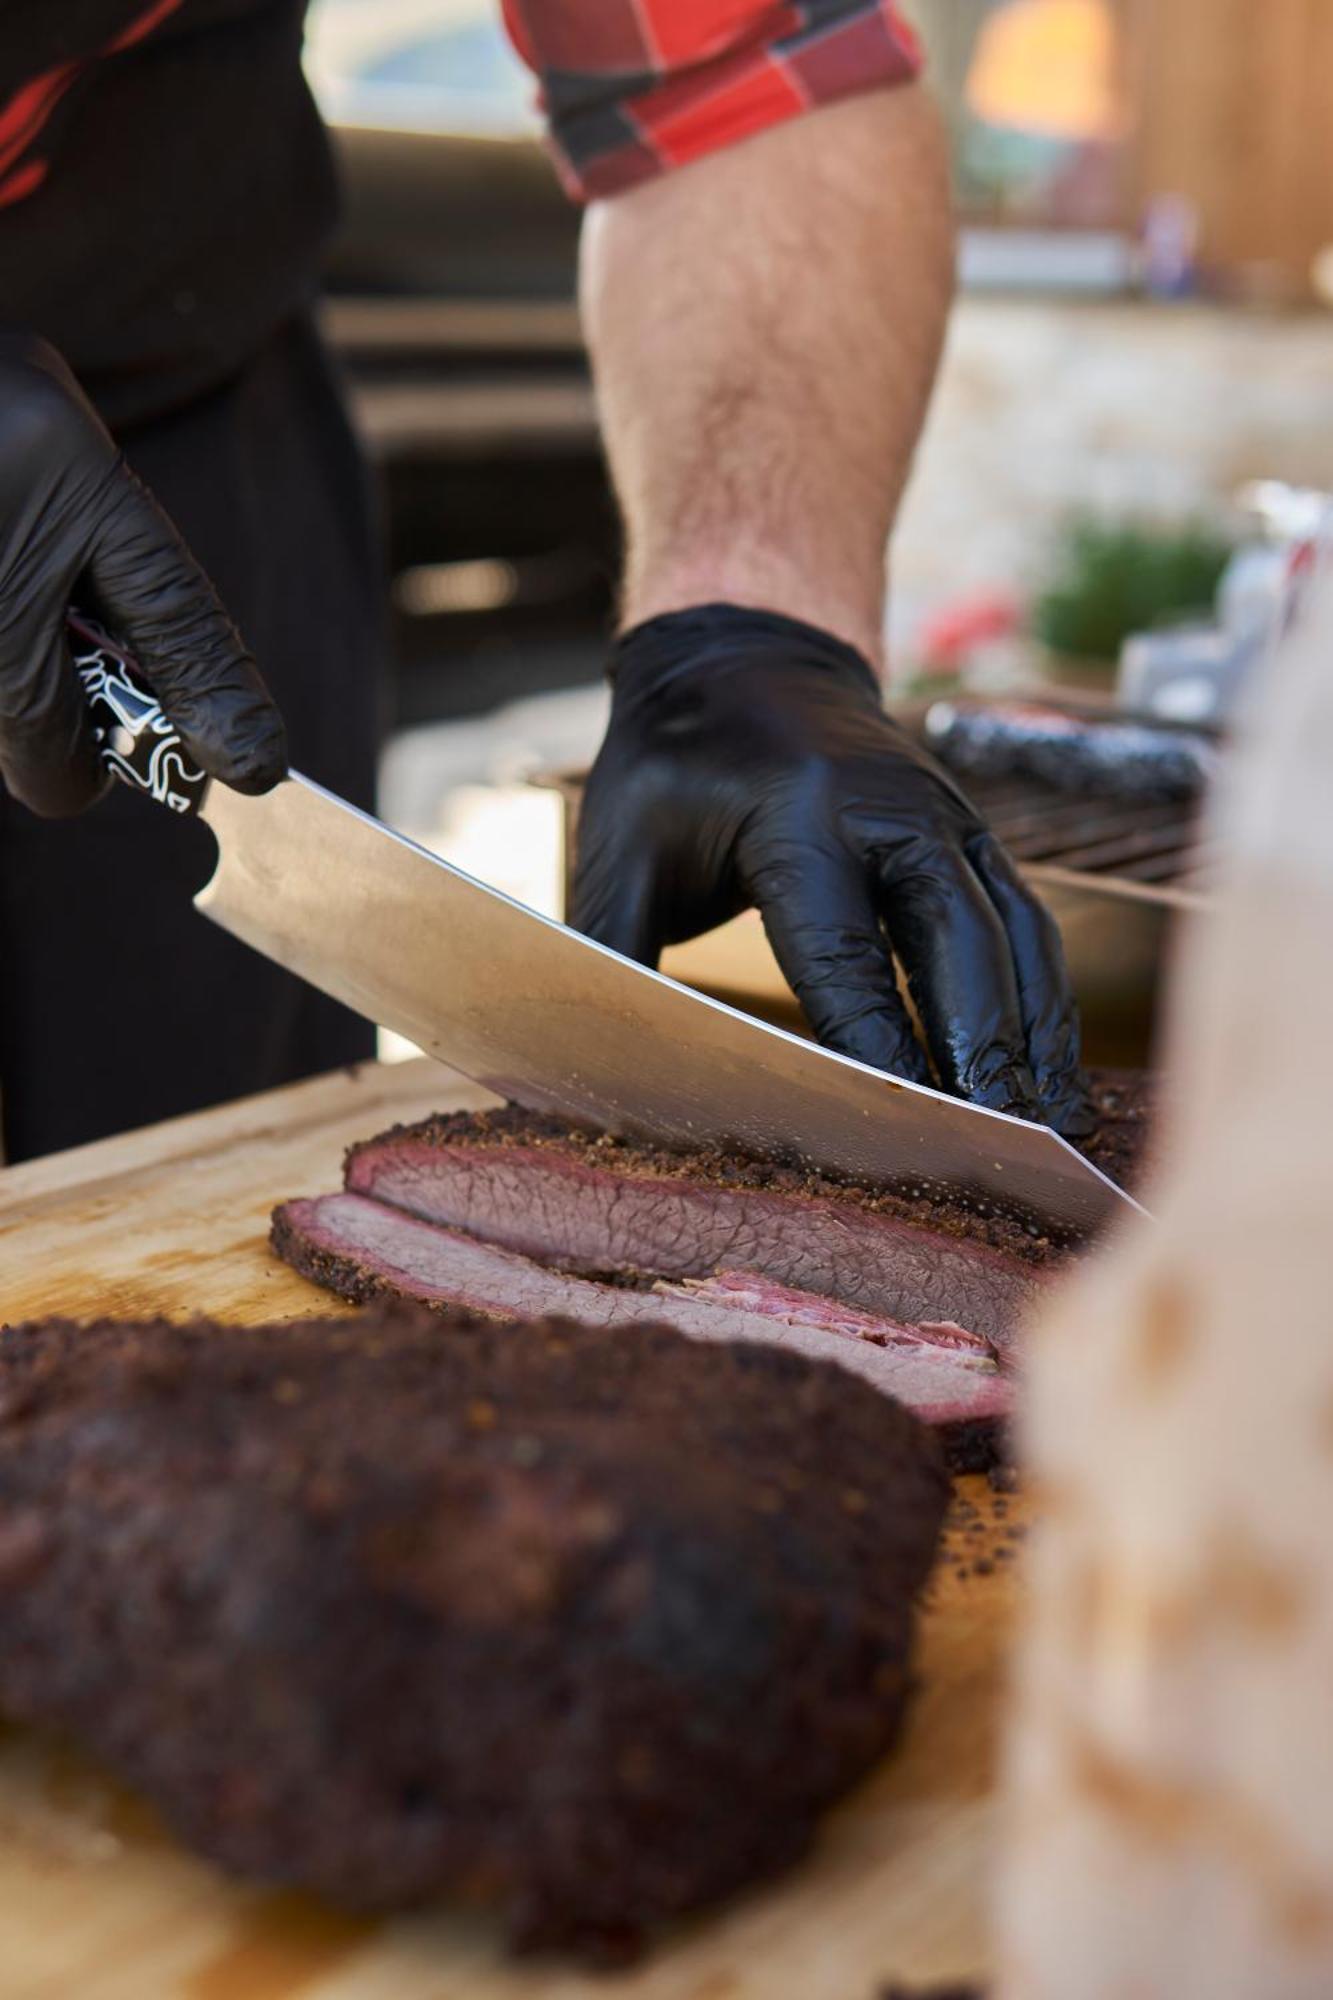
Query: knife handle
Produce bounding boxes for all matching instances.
[68,612,208,817]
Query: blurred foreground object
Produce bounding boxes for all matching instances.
[999,569,1333,1997]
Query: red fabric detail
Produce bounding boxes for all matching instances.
[0,158,48,209]
[0,66,81,178]
[552,136,663,203]
[0,0,186,209]
[875,0,923,67]
[509,0,924,203]
[107,0,187,53]
[638,1,798,67]
[498,0,537,71]
[784,6,921,96]
[500,0,653,74]
[635,55,806,163]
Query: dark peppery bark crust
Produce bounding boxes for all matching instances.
[348,1104,1071,1266]
[357,1069,1153,1217]
[270,1195,1011,1474]
[0,1306,948,1959]
[1080,1067,1156,1193]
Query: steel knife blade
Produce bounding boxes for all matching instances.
[197,772,1140,1238]
[71,613,1142,1239]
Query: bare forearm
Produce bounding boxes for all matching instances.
[578,84,955,666]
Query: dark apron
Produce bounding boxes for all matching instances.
[0,314,380,1162]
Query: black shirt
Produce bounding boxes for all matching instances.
[0,0,336,431]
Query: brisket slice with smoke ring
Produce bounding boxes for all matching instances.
[271,1193,1012,1471]
[342,1108,1053,1356]
[0,1307,947,1958]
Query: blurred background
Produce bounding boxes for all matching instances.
[303,0,1333,1053]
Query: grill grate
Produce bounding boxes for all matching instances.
[960,775,1213,896]
[542,739,1219,912]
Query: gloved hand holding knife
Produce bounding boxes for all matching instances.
[0,333,286,820]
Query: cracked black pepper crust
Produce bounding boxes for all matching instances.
[0,1304,947,1962]
[348,1067,1154,1263]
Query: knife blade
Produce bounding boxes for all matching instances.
[72,615,1142,1240]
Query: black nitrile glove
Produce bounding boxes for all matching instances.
[0,332,287,817]
[572,605,1093,1137]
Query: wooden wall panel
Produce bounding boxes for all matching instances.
[1126,0,1333,289]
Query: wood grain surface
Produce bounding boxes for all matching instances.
[0,1059,1022,2000]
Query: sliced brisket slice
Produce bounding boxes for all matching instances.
[343,1107,1052,1356]
[0,1306,947,1958]
[271,1192,1010,1471]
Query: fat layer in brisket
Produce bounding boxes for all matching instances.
[0,1306,947,1957]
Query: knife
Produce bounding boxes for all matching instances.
[71,614,1142,1241]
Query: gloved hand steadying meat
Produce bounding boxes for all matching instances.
[572,604,1093,1137]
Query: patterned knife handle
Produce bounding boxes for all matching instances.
[68,613,208,817]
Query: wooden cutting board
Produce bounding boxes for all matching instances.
[0,1059,1024,2000]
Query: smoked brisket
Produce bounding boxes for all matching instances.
[273,1106,1046,1470]
[271,1072,1153,1467]
[272,1191,1011,1469]
[0,1306,947,1956]
[343,1106,1054,1352]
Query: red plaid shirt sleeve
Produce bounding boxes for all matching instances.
[500,1,924,202]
